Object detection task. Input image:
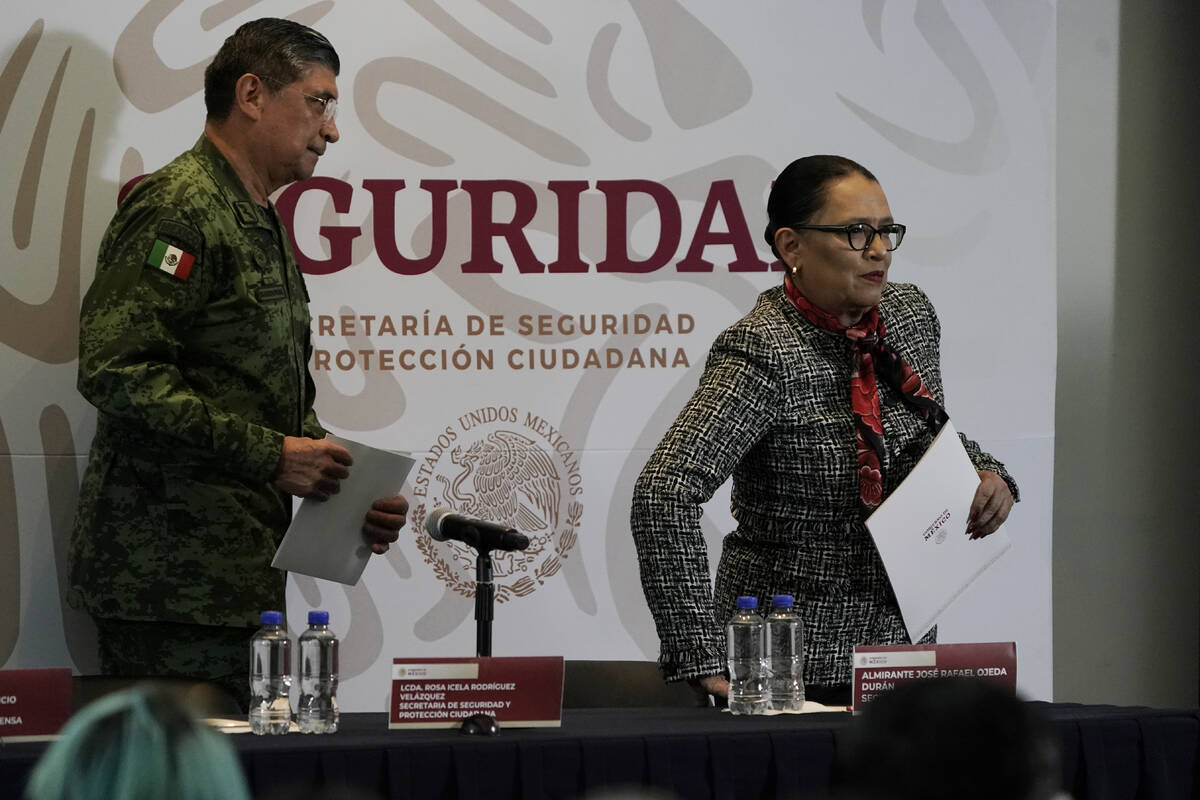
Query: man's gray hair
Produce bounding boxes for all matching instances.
[204,17,339,121]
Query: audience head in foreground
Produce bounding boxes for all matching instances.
[25,684,250,800]
[833,677,1060,800]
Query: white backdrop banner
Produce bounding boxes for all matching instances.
[0,1,1057,707]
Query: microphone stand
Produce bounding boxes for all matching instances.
[461,528,500,737]
[457,523,528,737]
[471,528,495,658]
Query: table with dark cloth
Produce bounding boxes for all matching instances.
[2,704,1198,799]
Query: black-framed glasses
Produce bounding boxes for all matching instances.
[256,74,338,123]
[789,222,906,252]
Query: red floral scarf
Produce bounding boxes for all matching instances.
[783,276,948,514]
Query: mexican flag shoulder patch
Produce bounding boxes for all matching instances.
[146,238,195,280]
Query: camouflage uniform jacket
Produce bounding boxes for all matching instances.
[69,133,324,628]
[631,283,1019,686]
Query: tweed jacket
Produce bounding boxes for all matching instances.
[631,282,1018,686]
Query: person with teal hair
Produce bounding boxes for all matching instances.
[24,685,251,800]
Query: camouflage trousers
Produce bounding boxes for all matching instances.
[94,617,255,711]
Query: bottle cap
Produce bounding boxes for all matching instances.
[260,610,283,625]
[771,594,795,608]
[735,596,758,610]
[308,610,330,625]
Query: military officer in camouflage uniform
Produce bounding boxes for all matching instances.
[69,18,408,708]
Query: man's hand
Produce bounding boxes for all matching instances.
[362,494,409,554]
[688,673,730,706]
[272,436,352,499]
[968,470,1015,539]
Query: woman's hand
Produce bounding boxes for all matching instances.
[688,673,730,706]
[968,471,1014,538]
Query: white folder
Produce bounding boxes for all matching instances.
[866,422,1012,642]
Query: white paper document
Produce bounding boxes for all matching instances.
[271,436,415,585]
[866,422,1011,642]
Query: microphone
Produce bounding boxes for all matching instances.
[424,507,530,552]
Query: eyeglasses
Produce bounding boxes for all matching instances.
[256,74,338,123]
[789,222,906,252]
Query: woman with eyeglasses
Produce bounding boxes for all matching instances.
[630,155,1018,706]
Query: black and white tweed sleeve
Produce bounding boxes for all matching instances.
[630,322,784,682]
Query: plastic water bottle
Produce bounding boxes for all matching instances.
[726,596,767,715]
[248,610,292,735]
[297,610,339,734]
[766,594,806,711]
